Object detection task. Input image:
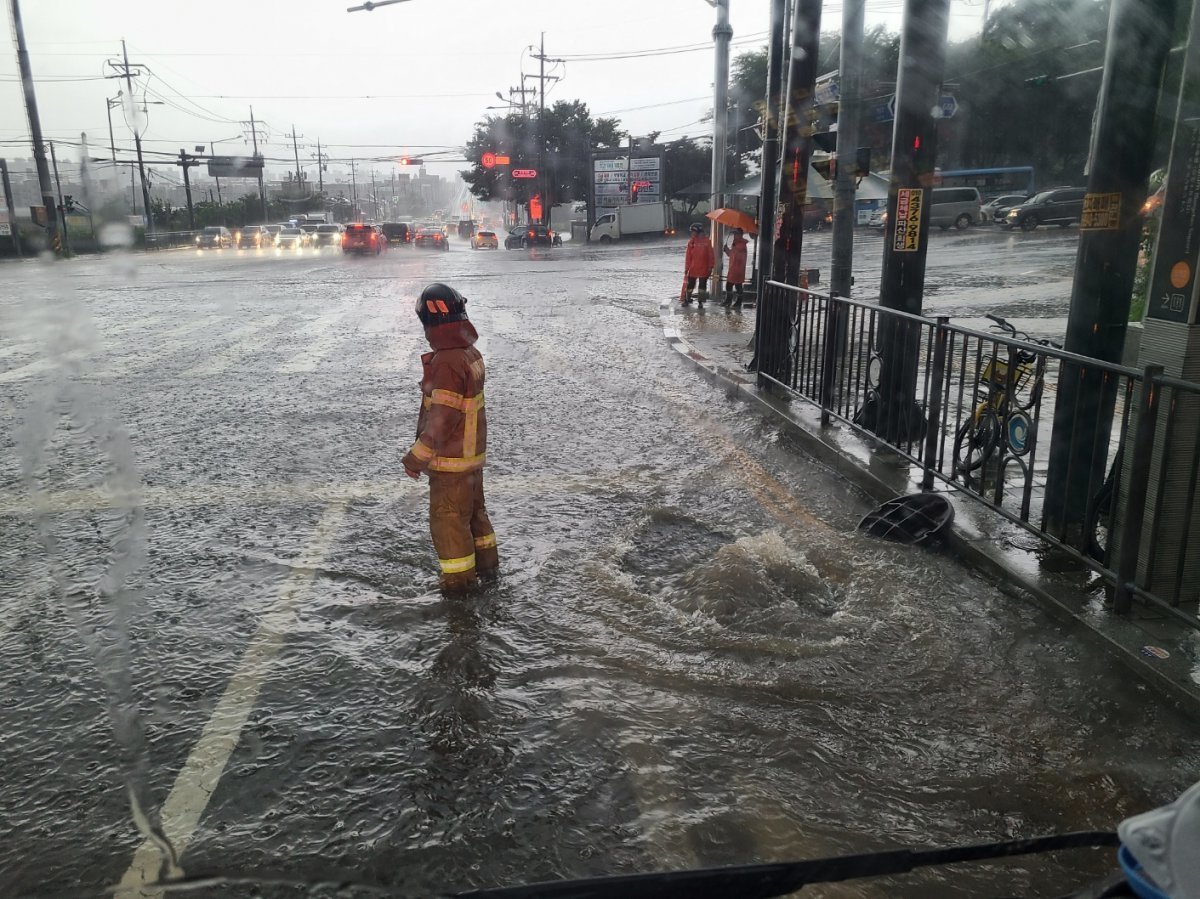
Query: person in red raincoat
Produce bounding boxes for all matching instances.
[722,227,749,309]
[402,283,498,592]
[683,222,715,305]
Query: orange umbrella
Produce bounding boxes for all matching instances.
[706,207,758,235]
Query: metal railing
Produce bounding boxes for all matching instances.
[756,278,1200,631]
[144,230,201,250]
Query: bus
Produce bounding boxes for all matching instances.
[933,167,1036,198]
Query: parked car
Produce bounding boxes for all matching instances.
[867,208,887,229]
[414,226,449,251]
[275,227,306,250]
[504,224,553,249]
[929,187,982,230]
[471,229,499,250]
[236,225,268,249]
[196,226,233,249]
[981,194,1031,223]
[1002,187,1087,231]
[313,223,342,247]
[341,223,384,255]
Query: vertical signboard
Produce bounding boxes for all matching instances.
[593,153,664,207]
[892,188,923,252]
[629,156,661,203]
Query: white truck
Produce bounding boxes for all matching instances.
[589,202,675,242]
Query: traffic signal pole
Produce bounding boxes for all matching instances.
[1043,0,1178,543]
[872,0,951,442]
[9,0,59,255]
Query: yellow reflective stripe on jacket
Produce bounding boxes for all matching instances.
[408,439,435,462]
[429,453,486,472]
[474,532,497,549]
[463,401,479,458]
[439,553,476,574]
[430,389,484,413]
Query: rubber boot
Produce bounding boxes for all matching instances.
[697,287,707,306]
[684,291,694,306]
[722,289,732,308]
[440,570,479,593]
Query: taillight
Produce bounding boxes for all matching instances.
[528,230,535,237]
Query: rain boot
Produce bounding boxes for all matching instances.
[722,288,732,308]
[684,290,694,306]
[697,287,708,306]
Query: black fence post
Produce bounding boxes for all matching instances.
[922,316,950,490]
[1114,365,1164,615]
[819,293,838,425]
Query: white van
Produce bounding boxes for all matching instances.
[930,187,982,230]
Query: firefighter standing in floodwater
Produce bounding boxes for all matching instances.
[402,283,498,590]
[683,222,715,305]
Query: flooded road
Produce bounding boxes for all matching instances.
[1,234,1197,897]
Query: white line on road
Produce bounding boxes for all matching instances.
[180,315,285,378]
[115,502,348,897]
[274,308,352,374]
[99,317,228,377]
[0,357,57,383]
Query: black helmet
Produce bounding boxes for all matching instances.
[689,222,705,234]
[416,283,468,327]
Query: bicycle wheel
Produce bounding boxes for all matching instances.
[954,409,1001,472]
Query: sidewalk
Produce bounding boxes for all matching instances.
[661,297,1200,712]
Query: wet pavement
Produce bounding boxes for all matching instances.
[2,232,1199,897]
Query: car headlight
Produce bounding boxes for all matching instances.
[1006,209,1019,219]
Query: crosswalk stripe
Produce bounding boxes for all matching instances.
[180,315,286,377]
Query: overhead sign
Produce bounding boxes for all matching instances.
[481,152,496,169]
[512,169,537,179]
[594,159,627,172]
[207,155,264,178]
[936,95,959,119]
[881,95,957,122]
[495,154,511,165]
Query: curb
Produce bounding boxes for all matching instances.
[658,299,1200,713]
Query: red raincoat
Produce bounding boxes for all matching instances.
[724,234,749,285]
[684,234,715,278]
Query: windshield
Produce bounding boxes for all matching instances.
[6,4,1200,899]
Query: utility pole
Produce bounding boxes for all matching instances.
[830,0,865,301]
[370,168,377,219]
[871,0,952,442]
[48,140,70,255]
[1043,0,1178,542]
[315,138,324,191]
[246,106,268,222]
[10,0,59,254]
[754,0,787,302]
[0,158,22,257]
[106,95,119,164]
[350,158,358,219]
[210,142,223,205]
[528,35,562,225]
[290,124,304,196]
[105,41,155,235]
[710,0,733,294]
[176,149,199,230]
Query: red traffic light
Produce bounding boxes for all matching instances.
[481,152,496,169]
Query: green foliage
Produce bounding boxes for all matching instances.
[461,100,624,206]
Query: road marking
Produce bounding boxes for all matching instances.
[0,341,38,361]
[115,502,348,896]
[0,357,57,383]
[274,308,352,374]
[0,471,643,516]
[180,315,285,377]
[99,317,227,377]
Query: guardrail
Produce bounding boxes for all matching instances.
[144,230,200,250]
[756,278,1200,631]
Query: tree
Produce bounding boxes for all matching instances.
[462,99,625,208]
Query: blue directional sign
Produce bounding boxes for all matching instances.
[875,94,957,123]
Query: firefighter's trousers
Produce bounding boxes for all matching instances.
[428,469,497,590]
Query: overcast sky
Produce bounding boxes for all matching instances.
[3,0,988,186]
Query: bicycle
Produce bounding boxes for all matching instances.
[953,314,1060,473]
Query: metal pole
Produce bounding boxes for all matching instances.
[122,40,154,235]
[291,124,302,193]
[1114,366,1164,614]
[831,0,865,299]
[250,105,267,223]
[10,0,59,254]
[210,142,223,205]
[539,32,547,225]
[317,139,324,192]
[873,0,951,442]
[48,140,69,255]
[107,98,118,164]
[758,0,824,385]
[179,150,195,231]
[1043,0,1178,541]
[0,158,21,257]
[711,0,732,295]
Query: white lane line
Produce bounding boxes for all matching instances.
[115,502,348,896]
[180,315,285,378]
[274,308,352,374]
[0,356,57,383]
[0,342,38,361]
[100,317,227,377]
